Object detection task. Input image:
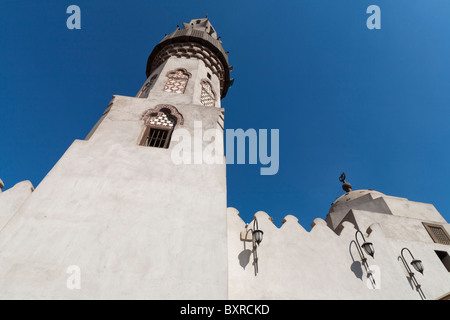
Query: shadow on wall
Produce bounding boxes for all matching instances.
[238,235,259,275]
[238,244,258,276]
[238,249,252,270]
[397,256,426,300]
[349,240,364,281]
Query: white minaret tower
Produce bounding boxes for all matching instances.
[0,17,232,299]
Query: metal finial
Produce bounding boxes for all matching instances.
[339,172,352,193]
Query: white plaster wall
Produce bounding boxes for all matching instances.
[0,181,34,230]
[326,192,391,230]
[227,207,450,300]
[326,191,446,232]
[383,197,445,222]
[340,209,447,243]
[383,238,450,300]
[0,56,228,299]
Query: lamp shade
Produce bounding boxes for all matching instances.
[253,229,264,245]
[411,259,424,274]
[362,242,375,258]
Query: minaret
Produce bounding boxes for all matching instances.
[0,18,231,299]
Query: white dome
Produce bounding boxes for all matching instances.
[332,189,385,207]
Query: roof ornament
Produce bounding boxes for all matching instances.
[339,172,353,193]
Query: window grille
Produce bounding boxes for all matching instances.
[140,107,182,149]
[200,80,216,107]
[145,128,171,148]
[423,223,450,245]
[164,69,190,94]
[140,105,183,149]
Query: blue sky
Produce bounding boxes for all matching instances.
[1,1,450,229]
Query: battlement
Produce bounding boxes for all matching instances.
[227,207,366,245]
[226,207,450,300]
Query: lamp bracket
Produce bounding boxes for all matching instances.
[240,231,253,242]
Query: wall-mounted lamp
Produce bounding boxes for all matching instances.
[400,247,426,299]
[241,218,264,246]
[355,230,376,287]
[355,230,375,259]
[240,217,264,275]
[252,218,264,246]
[411,259,424,274]
[361,241,375,258]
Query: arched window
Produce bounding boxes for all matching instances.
[200,80,216,107]
[138,74,158,98]
[163,69,191,94]
[140,105,184,149]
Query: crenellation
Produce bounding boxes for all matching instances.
[280,215,307,233]
[336,220,357,236]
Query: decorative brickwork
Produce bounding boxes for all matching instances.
[141,104,184,128]
[163,68,191,94]
[200,79,216,107]
[150,42,227,96]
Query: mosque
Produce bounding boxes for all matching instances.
[0,18,449,300]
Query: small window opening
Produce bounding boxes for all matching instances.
[435,250,450,272]
[145,128,171,149]
[140,108,180,149]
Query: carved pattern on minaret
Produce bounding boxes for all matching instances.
[200,79,216,107]
[150,42,226,96]
[141,104,184,129]
[163,69,191,94]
